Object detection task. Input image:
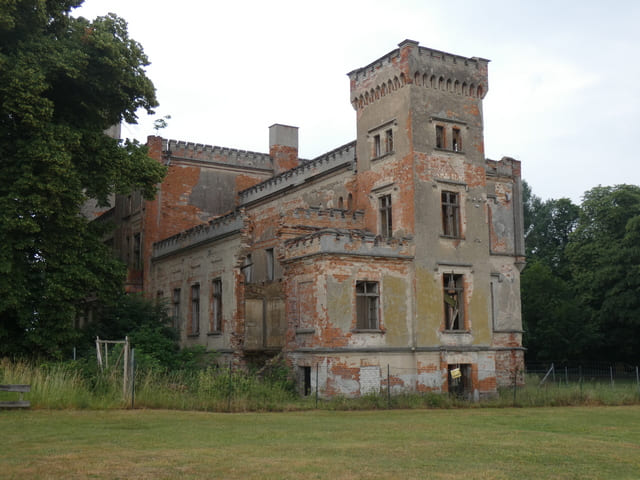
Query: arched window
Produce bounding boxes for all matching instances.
[347,193,353,210]
[414,72,421,86]
[454,80,460,94]
[477,85,483,98]
[439,76,445,90]
[446,79,452,92]
[338,196,344,209]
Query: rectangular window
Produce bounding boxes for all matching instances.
[356,281,379,330]
[266,248,274,281]
[436,125,445,149]
[210,278,222,333]
[373,134,381,158]
[441,191,460,237]
[452,127,462,152]
[243,254,253,283]
[379,194,392,239]
[133,233,142,269]
[172,288,181,329]
[385,129,393,153]
[443,273,464,330]
[190,284,200,335]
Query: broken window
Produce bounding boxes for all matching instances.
[452,127,461,152]
[441,191,460,237]
[243,254,253,283]
[385,129,393,153]
[356,281,379,330]
[436,125,445,149]
[211,278,222,333]
[172,288,181,330]
[266,248,275,281]
[190,284,200,335]
[443,273,464,330]
[379,194,392,239]
[373,134,381,158]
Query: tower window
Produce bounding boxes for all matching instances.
[356,281,379,330]
[442,191,460,238]
[452,128,462,152]
[385,129,393,153]
[373,134,381,158]
[436,125,445,149]
[379,194,392,239]
[443,273,464,331]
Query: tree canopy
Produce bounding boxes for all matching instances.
[0,0,166,358]
[522,182,640,364]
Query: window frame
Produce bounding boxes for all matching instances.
[355,280,380,330]
[443,273,465,331]
[210,278,222,333]
[190,283,200,336]
[172,288,181,330]
[379,194,393,239]
[441,191,461,238]
[266,248,275,281]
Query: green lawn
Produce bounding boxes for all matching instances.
[1,407,640,479]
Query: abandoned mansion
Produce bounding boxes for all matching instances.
[102,40,525,397]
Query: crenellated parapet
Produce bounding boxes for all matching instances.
[152,211,245,260]
[348,39,489,111]
[162,138,273,171]
[485,156,522,180]
[282,228,414,263]
[238,141,356,206]
[282,207,366,231]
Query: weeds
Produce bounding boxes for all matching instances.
[2,359,639,412]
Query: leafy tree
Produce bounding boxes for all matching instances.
[566,185,640,362]
[521,261,598,363]
[0,1,166,359]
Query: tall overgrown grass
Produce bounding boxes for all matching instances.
[1,359,639,411]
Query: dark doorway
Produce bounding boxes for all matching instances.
[448,364,472,398]
[302,366,311,396]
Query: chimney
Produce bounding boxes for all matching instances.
[269,124,299,174]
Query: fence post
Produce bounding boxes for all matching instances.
[227,360,232,412]
[579,365,583,396]
[512,368,518,407]
[130,348,135,409]
[610,365,614,388]
[387,364,391,410]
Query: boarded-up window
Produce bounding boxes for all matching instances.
[297,281,314,329]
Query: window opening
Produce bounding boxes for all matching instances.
[379,194,392,239]
[452,127,461,152]
[373,134,381,158]
[172,288,181,329]
[385,129,393,153]
[441,191,460,237]
[211,278,222,332]
[190,284,200,335]
[133,233,141,269]
[443,273,464,330]
[266,248,275,281]
[436,125,445,149]
[356,281,379,329]
[448,364,472,397]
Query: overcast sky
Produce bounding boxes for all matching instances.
[75,0,640,203]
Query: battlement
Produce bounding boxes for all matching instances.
[152,211,244,259]
[162,138,273,171]
[283,207,366,231]
[485,156,522,179]
[348,40,489,111]
[282,228,414,263]
[238,141,356,206]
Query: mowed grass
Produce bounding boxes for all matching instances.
[1,407,640,480]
